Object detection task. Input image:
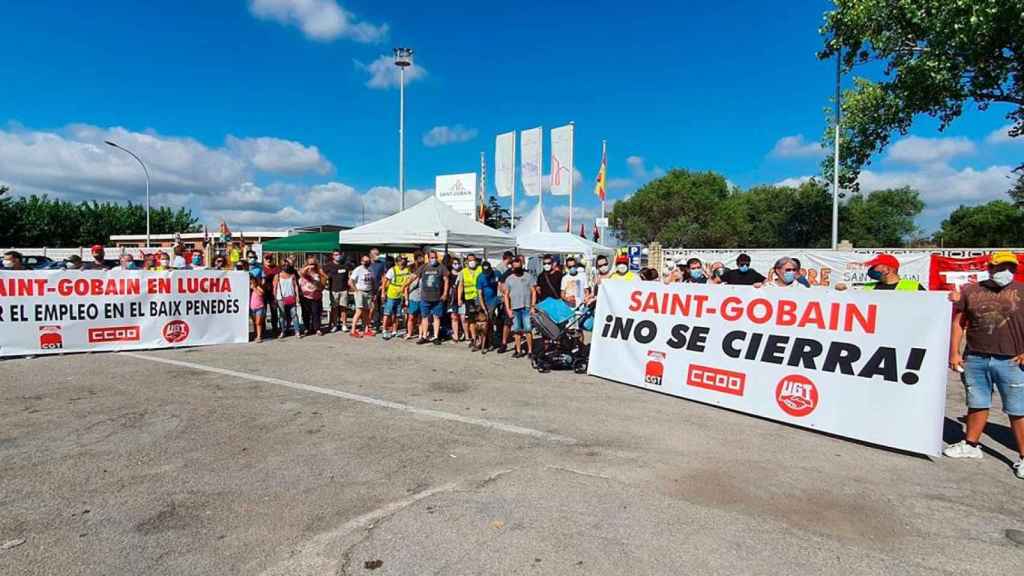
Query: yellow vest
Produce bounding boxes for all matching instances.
[461,266,482,300]
[607,271,636,281]
[863,279,921,291]
[386,266,410,299]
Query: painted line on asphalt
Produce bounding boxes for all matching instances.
[123,352,577,445]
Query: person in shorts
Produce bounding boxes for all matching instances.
[410,250,449,345]
[502,256,536,358]
[946,251,1024,479]
[323,249,350,332]
[348,255,376,337]
[403,252,425,340]
[381,256,411,340]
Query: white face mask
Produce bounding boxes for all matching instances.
[543,264,552,272]
[2,259,13,269]
[598,264,610,274]
[992,269,1015,287]
[468,261,478,269]
[568,267,578,276]
[616,264,628,274]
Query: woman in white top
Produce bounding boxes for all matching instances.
[761,257,808,289]
[274,263,302,337]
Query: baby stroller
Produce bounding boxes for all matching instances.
[530,298,592,374]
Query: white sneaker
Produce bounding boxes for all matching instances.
[340,324,349,332]
[943,440,983,459]
[1014,461,1024,480]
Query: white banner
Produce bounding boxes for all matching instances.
[0,270,249,357]
[549,124,573,196]
[435,173,478,218]
[520,126,542,197]
[662,249,931,288]
[495,131,515,198]
[588,281,951,456]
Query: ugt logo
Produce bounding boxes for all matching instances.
[775,374,819,417]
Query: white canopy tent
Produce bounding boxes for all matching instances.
[337,196,515,250]
[512,203,551,237]
[516,231,614,258]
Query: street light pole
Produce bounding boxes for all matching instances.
[394,48,414,212]
[832,49,841,250]
[105,140,151,248]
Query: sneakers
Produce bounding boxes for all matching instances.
[1015,461,1024,480]
[364,329,376,337]
[943,440,983,459]
[340,324,350,333]
[416,337,429,345]
[382,331,394,340]
[350,330,363,338]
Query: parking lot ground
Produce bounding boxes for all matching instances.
[2,333,1023,575]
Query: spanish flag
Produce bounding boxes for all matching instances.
[594,140,607,202]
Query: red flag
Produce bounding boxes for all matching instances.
[592,224,600,242]
[566,219,570,232]
[579,223,586,238]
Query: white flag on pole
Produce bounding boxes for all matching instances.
[549,124,573,196]
[495,131,515,198]
[520,126,542,197]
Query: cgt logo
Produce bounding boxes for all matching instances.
[776,374,819,417]
[162,320,190,344]
[644,351,666,386]
[687,364,746,397]
[39,325,63,350]
[88,325,141,344]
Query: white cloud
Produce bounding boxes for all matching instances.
[774,176,816,188]
[226,135,332,174]
[606,177,635,191]
[858,164,1014,208]
[247,0,387,43]
[422,125,478,148]
[625,156,665,182]
[986,124,1020,145]
[770,134,826,159]
[886,135,975,165]
[355,55,427,89]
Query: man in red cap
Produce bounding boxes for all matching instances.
[606,254,637,281]
[860,253,924,291]
[86,244,110,270]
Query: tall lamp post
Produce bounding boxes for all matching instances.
[831,49,841,250]
[393,47,414,212]
[105,140,151,248]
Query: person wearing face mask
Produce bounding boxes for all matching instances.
[274,261,301,337]
[64,255,84,270]
[447,257,466,342]
[709,262,726,284]
[409,250,449,345]
[169,245,188,270]
[381,256,411,340]
[536,254,565,303]
[403,252,425,341]
[560,256,588,307]
[262,255,281,336]
[349,255,377,337]
[681,258,708,284]
[459,254,484,349]
[323,249,350,333]
[945,252,1024,479]
[114,253,137,271]
[502,256,536,358]
[721,254,765,286]
[153,252,171,272]
[495,252,517,353]
[860,254,924,291]
[2,251,26,270]
[761,257,807,289]
[86,245,111,270]
[606,254,636,281]
[475,260,500,352]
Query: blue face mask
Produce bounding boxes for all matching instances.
[738,265,750,273]
[782,271,796,284]
[866,268,883,281]
[689,269,704,280]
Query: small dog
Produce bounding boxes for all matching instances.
[473,309,490,350]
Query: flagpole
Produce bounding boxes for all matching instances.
[567,121,575,232]
[511,131,517,231]
[600,139,607,245]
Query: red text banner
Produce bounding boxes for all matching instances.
[588,282,952,456]
[0,270,248,357]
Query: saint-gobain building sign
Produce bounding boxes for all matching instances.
[435,173,477,218]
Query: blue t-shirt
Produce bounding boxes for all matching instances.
[476,271,500,308]
[370,260,388,284]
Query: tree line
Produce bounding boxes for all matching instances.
[609,169,1024,249]
[0,186,200,248]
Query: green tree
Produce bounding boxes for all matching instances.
[840,187,924,247]
[610,169,730,246]
[1010,168,1024,209]
[934,200,1024,247]
[482,196,512,230]
[819,0,1024,189]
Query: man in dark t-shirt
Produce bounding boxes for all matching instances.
[411,250,449,345]
[945,251,1024,479]
[536,254,564,303]
[720,253,765,286]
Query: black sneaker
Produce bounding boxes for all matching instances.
[416,337,429,345]
[497,345,508,354]
[433,338,443,346]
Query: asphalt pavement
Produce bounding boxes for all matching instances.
[1,332,1022,575]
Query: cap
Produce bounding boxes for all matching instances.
[615,254,629,265]
[66,254,82,263]
[990,251,1018,266]
[863,253,899,271]
[91,244,104,253]
[736,253,752,264]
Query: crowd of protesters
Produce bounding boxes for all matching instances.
[4,245,1023,480]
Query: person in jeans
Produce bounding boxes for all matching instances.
[349,255,376,337]
[447,257,465,341]
[249,274,266,343]
[368,248,388,331]
[403,252,425,341]
[274,261,301,338]
[411,250,449,345]
[262,255,280,335]
[323,249,350,332]
[298,256,327,337]
[535,254,564,303]
[475,260,501,353]
[503,256,536,358]
[946,251,1024,479]
[560,256,588,307]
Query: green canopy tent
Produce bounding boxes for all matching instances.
[260,232,341,253]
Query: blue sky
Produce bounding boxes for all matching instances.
[1,0,1020,235]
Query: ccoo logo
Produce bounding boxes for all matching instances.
[775,374,818,417]
[162,320,190,344]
